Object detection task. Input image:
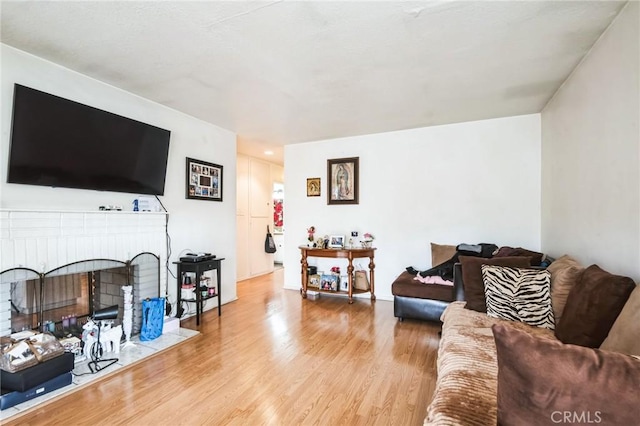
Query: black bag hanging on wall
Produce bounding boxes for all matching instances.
[265,225,277,253]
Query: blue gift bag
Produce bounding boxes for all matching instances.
[140,297,165,341]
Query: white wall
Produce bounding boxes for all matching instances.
[541,2,640,281]
[284,114,542,300]
[0,45,238,312]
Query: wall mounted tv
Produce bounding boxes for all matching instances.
[7,84,171,195]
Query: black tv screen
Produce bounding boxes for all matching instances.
[7,84,171,195]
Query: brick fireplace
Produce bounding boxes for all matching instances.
[0,209,168,337]
[5,256,159,335]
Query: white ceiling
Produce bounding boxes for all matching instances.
[0,1,627,165]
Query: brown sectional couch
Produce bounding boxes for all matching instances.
[424,259,640,425]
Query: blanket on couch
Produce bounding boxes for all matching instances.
[424,302,555,425]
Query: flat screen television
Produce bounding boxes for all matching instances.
[7,84,171,195]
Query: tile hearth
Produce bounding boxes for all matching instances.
[1,327,199,422]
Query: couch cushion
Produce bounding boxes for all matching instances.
[424,302,554,425]
[391,271,453,302]
[600,284,640,356]
[547,255,584,325]
[493,323,640,426]
[459,256,532,313]
[481,265,554,329]
[555,264,635,348]
[430,243,457,267]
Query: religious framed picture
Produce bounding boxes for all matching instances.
[186,157,223,201]
[307,177,321,197]
[327,157,359,205]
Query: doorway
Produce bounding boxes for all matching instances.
[273,182,284,268]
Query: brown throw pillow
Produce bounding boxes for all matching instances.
[600,285,640,356]
[547,255,584,325]
[555,264,635,348]
[430,243,457,267]
[493,246,544,266]
[459,255,532,312]
[493,323,640,426]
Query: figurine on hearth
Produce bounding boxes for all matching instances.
[82,319,122,359]
[82,320,98,359]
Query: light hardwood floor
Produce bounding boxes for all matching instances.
[7,269,441,425]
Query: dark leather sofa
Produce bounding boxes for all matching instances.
[392,264,465,322]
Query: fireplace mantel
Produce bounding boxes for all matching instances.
[0,209,167,271]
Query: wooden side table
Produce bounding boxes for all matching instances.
[299,246,376,304]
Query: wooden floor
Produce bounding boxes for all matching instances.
[7,269,441,425]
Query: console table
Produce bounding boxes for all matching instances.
[174,258,224,325]
[299,246,376,304]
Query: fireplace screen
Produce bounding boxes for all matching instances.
[0,253,160,336]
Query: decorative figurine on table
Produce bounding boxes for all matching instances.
[323,236,330,249]
[361,232,375,248]
[307,226,316,247]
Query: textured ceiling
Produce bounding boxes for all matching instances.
[0,1,627,164]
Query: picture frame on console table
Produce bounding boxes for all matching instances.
[329,235,345,248]
[186,157,223,202]
[308,274,321,288]
[319,274,339,291]
[327,157,359,205]
[340,275,349,291]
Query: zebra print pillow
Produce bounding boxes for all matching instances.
[481,265,555,330]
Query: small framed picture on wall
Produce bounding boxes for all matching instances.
[186,157,223,201]
[307,177,321,197]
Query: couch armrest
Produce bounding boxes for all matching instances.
[453,263,465,301]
